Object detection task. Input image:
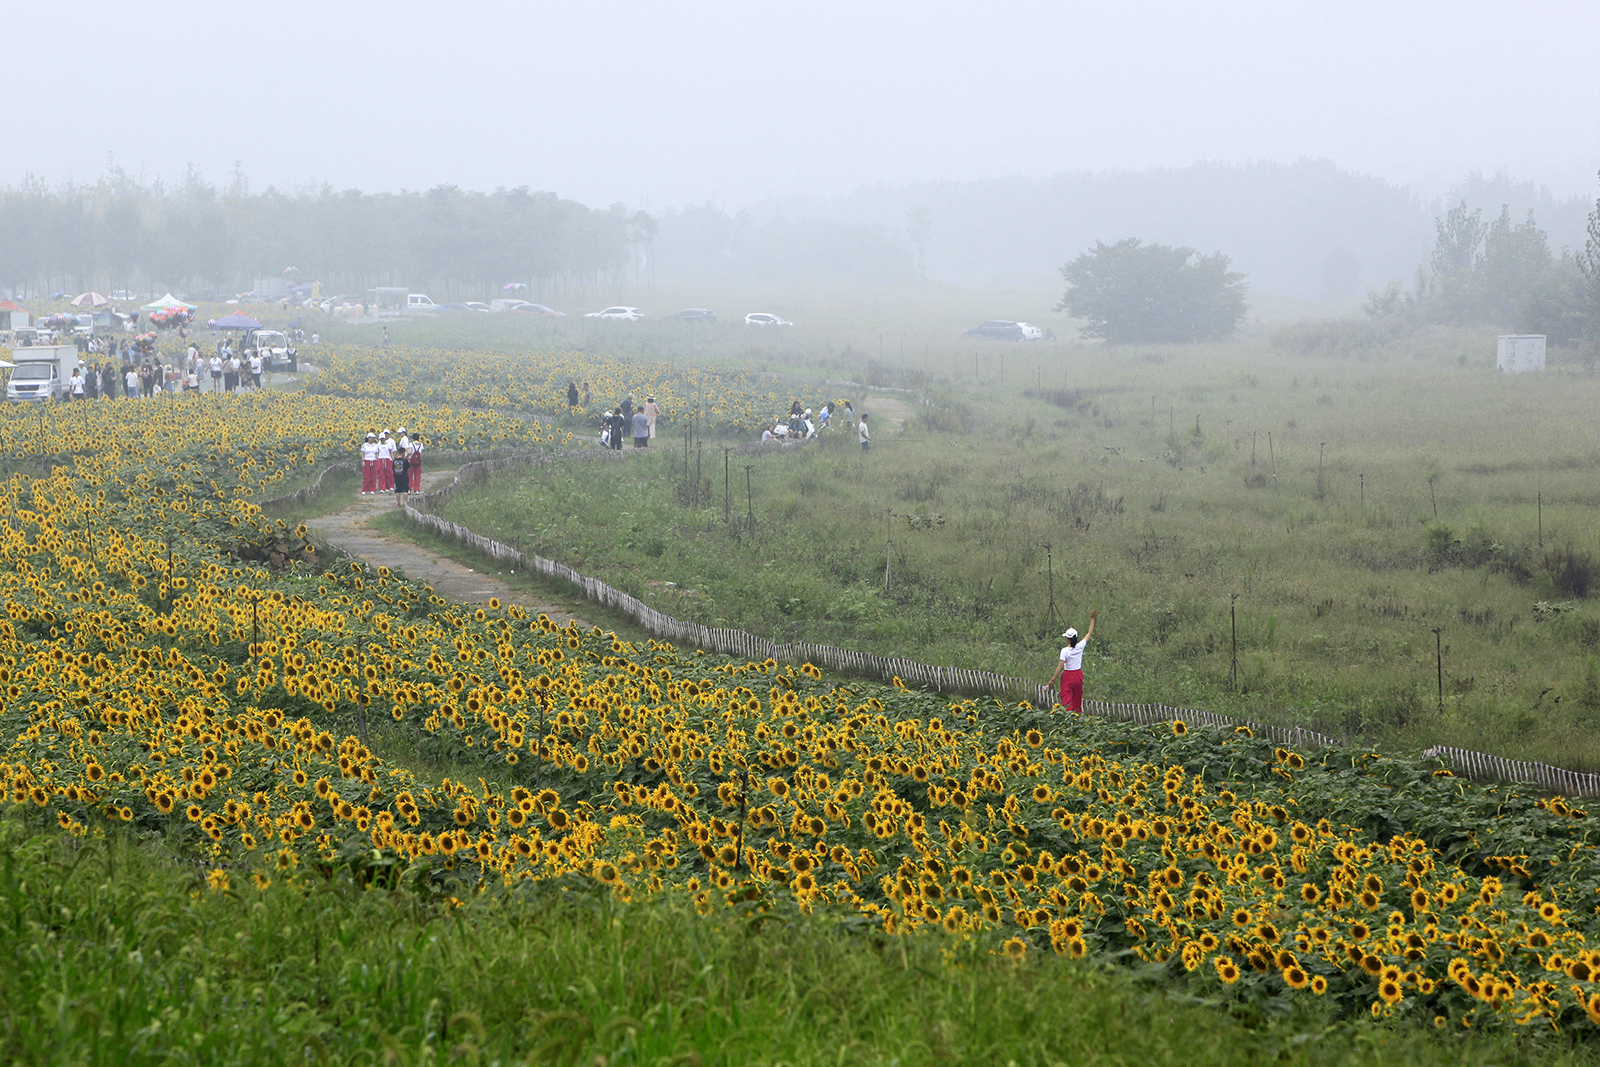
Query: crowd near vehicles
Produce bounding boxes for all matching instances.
[5,345,78,403]
[240,328,298,373]
[965,320,1043,341]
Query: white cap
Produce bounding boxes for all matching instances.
[1062,628,1078,640]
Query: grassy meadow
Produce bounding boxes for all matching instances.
[415,300,1600,770]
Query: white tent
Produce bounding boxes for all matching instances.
[142,292,198,311]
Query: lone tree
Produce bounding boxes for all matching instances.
[1056,238,1249,343]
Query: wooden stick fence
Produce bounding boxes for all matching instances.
[278,448,1600,798]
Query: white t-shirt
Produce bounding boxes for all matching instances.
[361,441,380,461]
[376,439,395,460]
[1059,642,1086,671]
[858,420,870,443]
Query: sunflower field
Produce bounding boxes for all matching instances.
[305,343,799,432]
[0,393,1597,1040]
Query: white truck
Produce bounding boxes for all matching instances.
[406,293,439,313]
[241,328,298,373]
[6,345,79,403]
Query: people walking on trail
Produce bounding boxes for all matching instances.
[360,432,380,493]
[608,409,626,451]
[1049,610,1097,713]
[567,381,579,408]
[632,408,650,448]
[858,413,871,451]
[621,394,634,425]
[644,395,658,439]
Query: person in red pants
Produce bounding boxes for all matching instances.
[1049,609,1096,712]
[360,432,379,493]
[376,430,395,492]
[408,432,425,492]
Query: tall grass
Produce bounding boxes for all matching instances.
[433,334,1600,767]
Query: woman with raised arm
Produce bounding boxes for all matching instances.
[1049,609,1096,713]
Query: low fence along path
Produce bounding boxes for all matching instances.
[303,467,592,628]
[281,448,1600,799]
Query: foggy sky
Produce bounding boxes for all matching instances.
[11,0,1599,209]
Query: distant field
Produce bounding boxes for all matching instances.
[425,308,1600,769]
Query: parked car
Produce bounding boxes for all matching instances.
[584,307,643,320]
[964,320,1042,341]
[672,309,717,323]
[509,303,566,317]
[463,301,493,313]
[438,303,479,313]
[744,313,793,326]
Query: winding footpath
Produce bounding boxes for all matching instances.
[307,471,592,627]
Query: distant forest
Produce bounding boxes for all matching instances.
[0,161,1592,307]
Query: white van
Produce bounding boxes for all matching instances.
[6,345,78,402]
[406,294,439,313]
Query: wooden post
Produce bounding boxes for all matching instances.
[1538,492,1543,550]
[1429,475,1437,518]
[724,446,732,525]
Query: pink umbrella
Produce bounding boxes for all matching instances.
[70,292,110,308]
[502,282,527,290]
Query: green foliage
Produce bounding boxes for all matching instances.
[0,815,1574,1066]
[1368,196,1592,345]
[1056,238,1249,343]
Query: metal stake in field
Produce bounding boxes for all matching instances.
[1268,432,1277,486]
[1317,441,1326,499]
[1041,543,1061,636]
[723,446,732,525]
[1432,626,1444,711]
[744,465,755,532]
[1360,472,1365,509]
[1429,475,1437,518]
[1538,491,1543,550]
[1228,593,1239,690]
[884,508,893,593]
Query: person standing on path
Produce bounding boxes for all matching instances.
[567,381,579,409]
[392,441,410,505]
[858,413,871,451]
[632,408,650,448]
[644,394,658,439]
[376,431,396,492]
[620,394,634,426]
[407,432,425,493]
[381,326,391,348]
[582,381,592,406]
[360,432,380,493]
[1049,610,1097,713]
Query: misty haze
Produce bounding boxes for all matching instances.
[1,1,1599,1061]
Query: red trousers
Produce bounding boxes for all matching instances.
[361,460,377,493]
[409,456,422,492]
[377,458,394,491]
[1060,669,1084,712]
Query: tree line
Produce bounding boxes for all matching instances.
[0,170,647,300]
[1363,189,1600,350]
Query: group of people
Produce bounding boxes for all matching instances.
[598,393,660,450]
[761,399,873,450]
[62,339,274,400]
[359,428,426,498]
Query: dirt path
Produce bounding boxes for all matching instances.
[308,471,591,627]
